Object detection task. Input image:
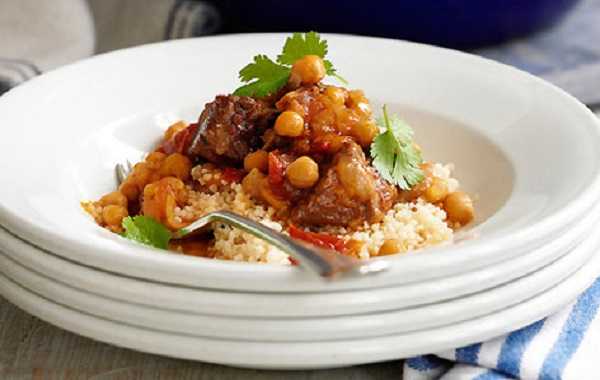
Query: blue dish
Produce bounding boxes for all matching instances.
[220,0,581,48]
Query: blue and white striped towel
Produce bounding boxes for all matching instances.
[404,278,600,380]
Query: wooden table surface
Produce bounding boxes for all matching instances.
[0,296,402,379]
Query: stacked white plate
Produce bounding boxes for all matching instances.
[1,35,600,369]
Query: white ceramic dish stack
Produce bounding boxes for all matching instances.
[0,34,599,369]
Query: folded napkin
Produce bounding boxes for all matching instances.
[404,277,600,380]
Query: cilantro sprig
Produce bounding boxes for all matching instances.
[234,55,291,98]
[233,32,345,97]
[121,215,187,249]
[370,105,424,190]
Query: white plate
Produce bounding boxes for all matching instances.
[0,203,597,318]
[0,34,599,291]
[1,237,598,369]
[0,226,595,342]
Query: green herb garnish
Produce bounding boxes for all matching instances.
[122,216,173,249]
[370,105,424,190]
[233,31,345,97]
[234,55,291,98]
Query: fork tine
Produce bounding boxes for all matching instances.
[115,163,129,185]
[115,160,134,186]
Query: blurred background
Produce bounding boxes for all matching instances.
[1,0,599,107]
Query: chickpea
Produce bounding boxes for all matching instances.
[274,111,304,137]
[102,205,128,227]
[424,177,449,203]
[164,121,188,141]
[352,120,379,147]
[99,191,128,208]
[129,162,152,189]
[291,55,326,85]
[159,153,192,180]
[286,156,319,189]
[119,181,139,202]
[149,171,162,183]
[378,239,403,256]
[324,86,347,105]
[244,150,269,173]
[444,191,475,226]
[146,151,167,170]
[242,168,265,198]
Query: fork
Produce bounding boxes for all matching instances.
[115,162,389,278]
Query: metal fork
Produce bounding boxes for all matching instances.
[115,162,389,278]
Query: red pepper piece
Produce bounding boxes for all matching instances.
[222,167,245,183]
[288,225,347,253]
[268,151,285,186]
[267,150,290,198]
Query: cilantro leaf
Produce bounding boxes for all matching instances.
[233,32,346,96]
[233,55,291,97]
[122,215,172,249]
[238,55,289,83]
[323,60,348,84]
[277,32,329,65]
[233,76,289,97]
[370,105,424,190]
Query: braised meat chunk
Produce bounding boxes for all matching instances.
[291,141,397,227]
[187,95,275,164]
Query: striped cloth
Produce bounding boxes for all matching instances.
[404,277,600,380]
